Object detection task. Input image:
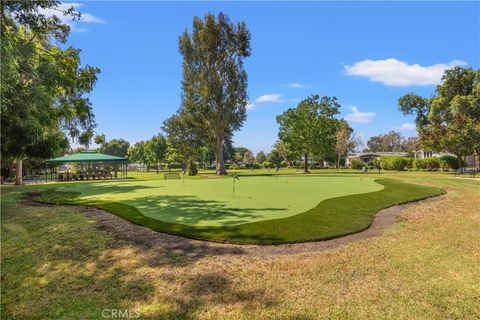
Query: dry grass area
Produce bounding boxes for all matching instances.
[1,173,479,319]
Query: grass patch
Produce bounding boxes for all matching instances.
[2,172,478,319]
[33,178,443,244]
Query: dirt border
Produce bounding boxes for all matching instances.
[20,193,444,257]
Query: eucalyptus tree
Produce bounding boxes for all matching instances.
[178,12,251,175]
[1,1,99,184]
[276,95,341,173]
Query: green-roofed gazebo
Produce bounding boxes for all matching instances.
[45,150,128,182]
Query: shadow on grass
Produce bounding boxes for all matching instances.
[126,194,286,226]
[150,272,279,319]
[4,193,281,319]
[63,183,159,195]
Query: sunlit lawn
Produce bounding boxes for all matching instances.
[1,171,479,319]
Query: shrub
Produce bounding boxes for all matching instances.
[414,157,441,171]
[350,159,364,170]
[439,155,462,170]
[229,164,245,170]
[380,156,412,171]
[262,161,273,169]
[370,158,381,169]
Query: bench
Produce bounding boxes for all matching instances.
[164,172,181,180]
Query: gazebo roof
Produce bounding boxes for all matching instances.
[46,150,127,164]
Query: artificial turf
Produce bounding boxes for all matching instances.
[49,176,383,226]
[33,177,444,244]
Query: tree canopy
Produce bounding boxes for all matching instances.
[276,95,340,173]
[366,131,404,152]
[100,139,130,158]
[1,1,100,184]
[398,67,480,167]
[177,12,251,175]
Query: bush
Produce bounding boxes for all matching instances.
[350,159,364,170]
[413,157,441,171]
[228,164,246,170]
[439,155,462,170]
[262,161,273,169]
[380,156,412,171]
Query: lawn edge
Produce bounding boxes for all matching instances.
[28,178,445,245]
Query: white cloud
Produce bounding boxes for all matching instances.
[344,58,466,87]
[255,94,284,103]
[401,123,416,130]
[345,106,376,124]
[287,82,310,89]
[246,102,256,111]
[38,2,105,33]
[290,98,301,103]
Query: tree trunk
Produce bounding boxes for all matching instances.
[304,153,310,173]
[15,158,23,185]
[156,162,159,174]
[215,134,227,175]
[336,153,341,170]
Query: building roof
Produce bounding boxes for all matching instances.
[46,150,127,163]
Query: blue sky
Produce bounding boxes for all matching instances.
[55,1,479,153]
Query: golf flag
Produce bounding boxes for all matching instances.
[233,173,239,197]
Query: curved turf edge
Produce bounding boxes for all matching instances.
[32,178,444,244]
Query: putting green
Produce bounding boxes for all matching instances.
[56,176,383,226]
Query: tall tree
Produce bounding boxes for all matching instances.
[366,131,404,152]
[398,67,480,167]
[276,95,340,173]
[1,1,99,184]
[145,134,167,173]
[178,12,251,175]
[335,120,361,169]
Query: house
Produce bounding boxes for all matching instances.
[346,150,477,168]
[415,150,477,167]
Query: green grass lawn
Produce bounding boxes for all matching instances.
[50,176,384,226]
[2,171,478,319]
[33,173,443,244]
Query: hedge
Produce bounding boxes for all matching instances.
[414,156,463,171]
[380,156,412,171]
